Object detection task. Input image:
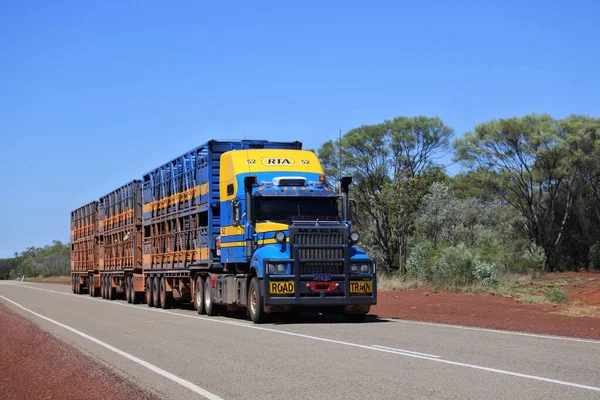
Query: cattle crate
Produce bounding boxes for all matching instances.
[70,201,99,273]
[99,180,143,272]
[142,140,301,270]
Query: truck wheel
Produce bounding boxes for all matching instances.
[89,275,95,297]
[153,276,161,308]
[248,277,266,324]
[204,277,221,316]
[146,276,154,307]
[107,276,115,300]
[194,276,205,315]
[73,276,78,294]
[125,275,131,303]
[102,276,108,299]
[130,277,139,304]
[160,277,173,309]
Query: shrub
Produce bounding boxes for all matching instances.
[546,288,568,303]
[406,241,439,281]
[433,244,476,286]
[518,244,546,274]
[473,260,499,286]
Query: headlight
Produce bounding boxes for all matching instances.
[350,231,360,243]
[360,264,370,273]
[268,263,287,274]
[275,231,286,243]
[350,264,358,273]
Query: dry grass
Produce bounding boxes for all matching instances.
[377,274,425,291]
[560,302,600,318]
[515,295,549,304]
[23,276,71,284]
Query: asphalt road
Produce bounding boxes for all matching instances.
[1,282,599,400]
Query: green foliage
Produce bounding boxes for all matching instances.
[589,243,600,270]
[546,288,568,303]
[454,114,600,271]
[318,116,452,273]
[472,260,499,286]
[433,244,477,286]
[3,240,70,279]
[406,241,440,281]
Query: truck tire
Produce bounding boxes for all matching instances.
[72,276,76,293]
[107,276,115,300]
[153,276,161,308]
[248,277,266,324]
[102,276,108,299]
[146,276,154,307]
[125,276,132,303]
[204,277,222,316]
[160,277,173,309]
[194,276,205,315]
[89,275,95,297]
[130,276,139,304]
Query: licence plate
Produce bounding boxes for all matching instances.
[269,281,295,295]
[313,273,332,281]
[350,281,372,294]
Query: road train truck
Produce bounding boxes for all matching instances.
[71,140,377,323]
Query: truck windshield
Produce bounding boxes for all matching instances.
[255,197,339,223]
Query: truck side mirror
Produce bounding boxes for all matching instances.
[232,200,242,226]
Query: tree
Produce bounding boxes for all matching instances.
[318,116,452,273]
[453,114,591,270]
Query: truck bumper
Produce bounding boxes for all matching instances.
[262,263,377,307]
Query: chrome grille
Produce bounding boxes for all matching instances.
[300,262,344,275]
[294,232,344,260]
[291,223,347,275]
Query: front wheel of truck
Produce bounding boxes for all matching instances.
[248,277,266,324]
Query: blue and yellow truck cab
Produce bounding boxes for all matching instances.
[214,146,377,322]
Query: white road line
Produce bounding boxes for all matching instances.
[0,294,223,400]
[3,283,600,393]
[370,345,440,358]
[393,319,600,344]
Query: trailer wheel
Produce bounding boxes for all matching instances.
[76,277,81,294]
[72,276,76,293]
[130,277,139,304]
[194,276,205,315]
[160,277,173,309]
[146,276,154,307]
[204,278,222,316]
[103,276,108,299]
[125,276,132,303]
[153,276,161,308]
[89,275,95,297]
[248,277,265,324]
[107,276,115,300]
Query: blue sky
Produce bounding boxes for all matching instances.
[0,0,598,257]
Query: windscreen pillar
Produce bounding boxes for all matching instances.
[244,176,257,260]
